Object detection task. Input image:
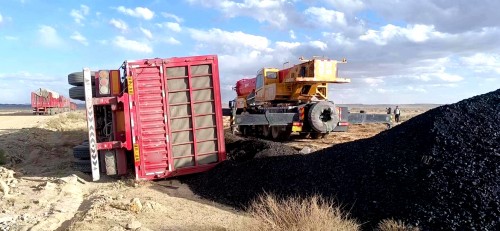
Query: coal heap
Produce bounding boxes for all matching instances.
[224,131,300,161]
[185,89,500,230]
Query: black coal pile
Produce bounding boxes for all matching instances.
[224,130,300,161]
[185,89,500,230]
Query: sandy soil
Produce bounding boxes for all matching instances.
[0,106,430,230]
[0,111,252,231]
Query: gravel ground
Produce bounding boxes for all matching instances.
[185,89,500,230]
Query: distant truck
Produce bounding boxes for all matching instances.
[31,88,74,115]
[68,55,226,181]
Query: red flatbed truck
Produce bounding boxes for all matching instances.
[69,55,226,181]
[31,88,72,115]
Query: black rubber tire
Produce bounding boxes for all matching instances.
[262,125,271,138]
[308,101,339,133]
[72,159,91,173]
[68,71,96,86]
[73,144,90,159]
[69,86,96,101]
[271,126,292,141]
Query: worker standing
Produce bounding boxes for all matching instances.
[394,106,401,123]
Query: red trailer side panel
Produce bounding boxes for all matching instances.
[127,55,226,180]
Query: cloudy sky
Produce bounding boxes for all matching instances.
[0,0,499,104]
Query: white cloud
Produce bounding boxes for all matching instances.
[189,28,271,53]
[406,86,427,93]
[363,0,500,33]
[0,71,56,81]
[38,25,64,48]
[437,72,463,82]
[113,36,152,53]
[70,5,90,25]
[140,27,153,39]
[165,22,182,32]
[70,32,88,46]
[164,37,181,45]
[363,77,384,87]
[161,12,183,22]
[304,7,347,27]
[309,41,328,50]
[116,6,154,20]
[322,32,354,46]
[461,53,500,74]
[187,0,292,28]
[276,41,300,49]
[109,18,128,32]
[323,0,365,12]
[160,22,181,32]
[0,13,3,24]
[359,24,446,45]
[289,30,296,39]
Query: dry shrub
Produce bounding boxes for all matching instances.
[66,111,85,120]
[45,118,64,131]
[45,112,86,131]
[248,193,360,231]
[376,219,420,231]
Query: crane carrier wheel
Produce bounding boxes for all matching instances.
[262,126,271,138]
[308,101,339,133]
[271,126,292,141]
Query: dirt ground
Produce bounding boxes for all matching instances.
[0,106,430,231]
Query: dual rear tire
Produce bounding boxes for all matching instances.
[68,71,96,101]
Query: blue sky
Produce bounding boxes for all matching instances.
[0,0,499,104]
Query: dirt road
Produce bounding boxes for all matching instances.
[0,112,250,231]
[0,114,51,132]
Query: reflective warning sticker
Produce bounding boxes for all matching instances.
[127,77,134,95]
[133,144,140,163]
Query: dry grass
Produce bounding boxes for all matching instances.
[376,219,420,231]
[45,112,86,131]
[247,193,360,231]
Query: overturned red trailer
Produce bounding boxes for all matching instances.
[69,55,227,181]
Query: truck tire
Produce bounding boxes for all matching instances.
[68,71,96,86]
[73,144,90,159]
[72,159,91,173]
[271,126,291,141]
[262,125,271,138]
[69,86,96,101]
[308,101,339,133]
